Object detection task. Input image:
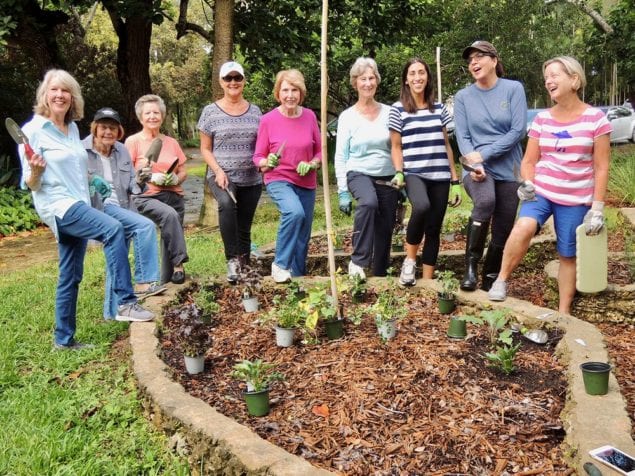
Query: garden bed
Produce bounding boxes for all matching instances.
[159,283,570,474]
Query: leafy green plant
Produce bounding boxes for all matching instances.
[302,285,338,323]
[231,359,284,392]
[463,309,513,346]
[336,270,367,302]
[0,187,41,236]
[608,151,635,206]
[260,293,307,329]
[435,270,459,299]
[442,208,469,235]
[194,285,221,323]
[367,276,409,327]
[485,343,521,375]
[165,303,212,357]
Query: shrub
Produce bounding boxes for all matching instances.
[0,187,41,236]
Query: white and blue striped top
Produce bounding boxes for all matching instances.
[389,102,452,181]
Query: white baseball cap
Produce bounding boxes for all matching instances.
[219,61,245,79]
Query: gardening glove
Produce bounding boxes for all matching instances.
[89,174,112,199]
[296,161,316,176]
[448,181,462,208]
[338,191,352,216]
[583,201,605,236]
[135,166,152,185]
[266,153,279,168]
[517,180,536,201]
[390,171,405,188]
[150,172,167,186]
[164,172,179,186]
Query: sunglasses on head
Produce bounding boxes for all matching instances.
[222,74,244,82]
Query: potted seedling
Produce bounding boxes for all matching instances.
[194,284,221,324]
[259,292,307,347]
[336,270,368,304]
[304,285,343,340]
[366,275,409,340]
[168,303,212,374]
[441,209,469,242]
[231,359,285,416]
[435,270,459,314]
[236,263,262,312]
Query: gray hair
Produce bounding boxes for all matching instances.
[349,57,381,88]
[543,56,587,91]
[34,69,84,123]
[134,94,166,121]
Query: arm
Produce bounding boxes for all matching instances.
[199,131,227,188]
[333,115,351,192]
[253,120,272,172]
[520,137,540,181]
[591,133,610,203]
[453,92,474,158]
[389,130,404,172]
[310,111,322,168]
[24,153,46,191]
[443,128,459,182]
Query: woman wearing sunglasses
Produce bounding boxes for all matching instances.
[198,61,262,283]
[454,40,527,292]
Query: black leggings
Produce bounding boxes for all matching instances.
[404,175,450,266]
[463,175,519,247]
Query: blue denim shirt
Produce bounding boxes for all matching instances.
[19,115,90,240]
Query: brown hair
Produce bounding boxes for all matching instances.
[399,58,435,114]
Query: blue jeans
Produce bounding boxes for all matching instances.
[266,181,315,276]
[54,202,136,345]
[102,204,160,319]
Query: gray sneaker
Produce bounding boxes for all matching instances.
[488,279,507,301]
[116,302,155,322]
[134,282,167,299]
[53,341,95,350]
[227,258,240,283]
[399,258,417,286]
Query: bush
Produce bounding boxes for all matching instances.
[608,146,635,206]
[0,187,41,236]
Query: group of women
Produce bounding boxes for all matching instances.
[19,41,610,348]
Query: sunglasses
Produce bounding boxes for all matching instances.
[222,74,244,82]
[466,52,491,64]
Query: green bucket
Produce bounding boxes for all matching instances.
[580,362,611,396]
[244,388,270,416]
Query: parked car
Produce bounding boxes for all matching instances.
[606,106,635,143]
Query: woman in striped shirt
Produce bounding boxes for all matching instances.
[488,56,611,314]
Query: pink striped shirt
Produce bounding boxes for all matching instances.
[530,106,611,206]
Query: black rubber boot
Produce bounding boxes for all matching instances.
[480,243,504,291]
[460,219,489,291]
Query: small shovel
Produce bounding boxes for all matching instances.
[145,137,163,163]
[5,118,35,159]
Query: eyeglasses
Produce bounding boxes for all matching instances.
[222,74,244,82]
[467,52,490,64]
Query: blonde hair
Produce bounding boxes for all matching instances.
[90,120,125,141]
[134,94,166,121]
[543,56,587,92]
[349,57,381,88]
[273,69,306,104]
[34,69,84,123]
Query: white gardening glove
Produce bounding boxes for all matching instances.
[151,173,167,185]
[517,180,536,201]
[164,173,179,186]
[583,201,605,236]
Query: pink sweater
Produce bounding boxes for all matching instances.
[253,107,322,189]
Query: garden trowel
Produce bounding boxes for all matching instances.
[5,118,35,159]
[576,224,607,293]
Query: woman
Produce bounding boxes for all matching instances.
[253,69,321,283]
[488,56,611,314]
[197,61,262,283]
[389,58,461,286]
[125,94,189,285]
[454,40,527,291]
[335,58,398,279]
[83,107,165,320]
[19,70,154,349]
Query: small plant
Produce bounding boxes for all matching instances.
[260,293,307,329]
[236,263,262,299]
[485,343,521,375]
[194,284,221,323]
[302,285,338,323]
[367,276,409,327]
[462,309,513,346]
[286,280,307,302]
[435,270,459,299]
[231,359,285,392]
[336,269,367,302]
[167,303,212,357]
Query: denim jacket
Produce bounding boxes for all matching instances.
[82,135,141,210]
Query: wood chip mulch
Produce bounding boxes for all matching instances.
[159,285,572,475]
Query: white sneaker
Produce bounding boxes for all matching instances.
[348,260,366,281]
[271,262,291,283]
[116,302,155,322]
[488,279,507,301]
[399,258,417,286]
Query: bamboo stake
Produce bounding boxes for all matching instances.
[436,46,442,104]
[319,0,339,314]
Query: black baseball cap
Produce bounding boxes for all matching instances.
[93,107,122,124]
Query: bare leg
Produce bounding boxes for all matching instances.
[422,264,435,279]
[497,218,538,281]
[557,256,576,314]
[405,242,419,261]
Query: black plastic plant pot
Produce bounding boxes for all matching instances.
[580,362,612,395]
[324,318,345,340]
[244,388,270,416]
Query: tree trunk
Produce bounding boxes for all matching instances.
[199,0,235,227]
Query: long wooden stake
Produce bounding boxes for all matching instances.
[319,0,339,313]
[436,46,442,104]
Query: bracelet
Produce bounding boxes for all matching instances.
[450,179,460,186]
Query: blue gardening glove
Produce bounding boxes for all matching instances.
[390,171,405,188]
[517,180,536,201]
[296,161,316,176]
[583,201,605,236]
[448,182,462,208]
[338,191,352,215]
[89,174,112,199]
[266,153,279,168]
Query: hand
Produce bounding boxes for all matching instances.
[150,172,167,185]
[517,180,536,201]
[584,201,605,236]
[266,153,279,168]
[89,174,112,199]
[136,166,152,185]
[214,168,228,189]
[338,191,352,216]
[464,151,483,167]
[296,161,316,176]
[28,153,46,177]
[390,171,405,188]
[164,172,179,186]
[469,167,486,182]
[448,182,462,207]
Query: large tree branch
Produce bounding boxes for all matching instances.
[545,0,613,34]
[176,0,213,42]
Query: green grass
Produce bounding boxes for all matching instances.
[608,143,635,206]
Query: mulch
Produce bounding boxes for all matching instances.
[160,284,572,475]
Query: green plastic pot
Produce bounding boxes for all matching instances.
[447,317,467,339]
[324,318,345,340]
[438,295,456,314]
[580,362,611,396]
[244,388,270,416]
